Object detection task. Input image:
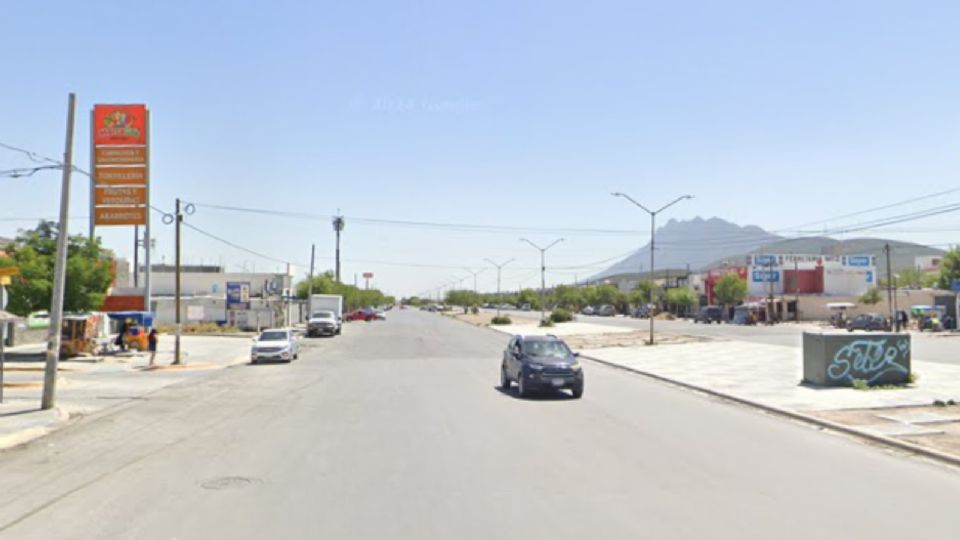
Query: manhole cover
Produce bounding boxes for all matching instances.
[200,476,261,490]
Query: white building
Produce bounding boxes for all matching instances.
[747,254,877,298]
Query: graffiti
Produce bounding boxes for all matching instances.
[827,339,909,384]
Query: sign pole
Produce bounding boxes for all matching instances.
[42,93,76,411]
[144,109,152,313]
[174,198,182,365]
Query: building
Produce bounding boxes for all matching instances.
[747,254,876,298]
[914,255,943,273]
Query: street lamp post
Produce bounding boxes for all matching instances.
[612,192,693,345]
[520,238,564,323]
[484,258,515,318]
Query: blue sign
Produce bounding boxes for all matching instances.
[865,271,873,283]
[226,281,251,310]
[952,280,960,293]
[754,255,776,266]
[848,256,871,267]
[752,270,780,283]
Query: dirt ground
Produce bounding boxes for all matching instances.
[809,404,960,458]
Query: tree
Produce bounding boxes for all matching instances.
[0,221,114,316]
[859,287,882,305]
[295,270,391,311]
[517,289,541,309]
[714,274,747,307]
[628,280,653,306]
[665,287,697,314]
[937,247,960,290]
[551,285,582,309]
[445,289,479,311]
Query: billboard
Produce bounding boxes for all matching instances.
[92,104,148,227]
[363,272,374,279]
[226,281,251,310]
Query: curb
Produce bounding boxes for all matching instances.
[0,407,70,452]
[580,353,960,469]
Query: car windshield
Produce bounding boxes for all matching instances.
[522,340,571,358]
[312,311,334,319]
[259,331,288,341]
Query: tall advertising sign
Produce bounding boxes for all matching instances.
[91,105,148,227]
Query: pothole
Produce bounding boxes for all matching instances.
[200,476,262,491]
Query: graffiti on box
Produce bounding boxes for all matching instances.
[827,338,909,384]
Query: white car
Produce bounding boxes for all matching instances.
[251,328,300,364]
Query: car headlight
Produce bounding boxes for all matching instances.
[570,362,581,371]
[526,363,544,371]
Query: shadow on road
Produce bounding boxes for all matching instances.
[493,386,576,401]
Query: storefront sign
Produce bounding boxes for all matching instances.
[94,207,147,226]
[93,105,147,145]
[95,186,147,206]
[226,281,251,310]
[95,146,147,166]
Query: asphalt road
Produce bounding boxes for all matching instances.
[494,308,960,366]
[0,311,958,539]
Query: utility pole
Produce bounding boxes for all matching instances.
[520,238,564,323]
[307,244,315,316]
[794,256,800,323]
[612,192,693,345]
[484,258,515,318]
[332,213,345,282]
[173,198,183,365]
[41,93,76,411]
[133,225,139,288]
[885,243,895,331]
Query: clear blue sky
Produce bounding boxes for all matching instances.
[3,1,960,297]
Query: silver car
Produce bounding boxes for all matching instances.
[251,328,300,364]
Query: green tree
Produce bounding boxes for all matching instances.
[937,248,960,290]
[859,287,882,305]
[714,274,747,307]
[517,289,541,309]
[0,221,114,316]
[295,270,391,311]
[551,285,582,309]
[628,280,653,306]
[665,287,697,314]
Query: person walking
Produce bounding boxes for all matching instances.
[147,328,158,367]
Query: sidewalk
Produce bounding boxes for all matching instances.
[0,335,251,450]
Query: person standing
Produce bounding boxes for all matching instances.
[147,328,158,367]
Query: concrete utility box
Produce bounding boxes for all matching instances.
[802,332,911,387]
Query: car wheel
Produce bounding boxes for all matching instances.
[517,375,528,398]
[571,382,584,399]
[500,367,511,389]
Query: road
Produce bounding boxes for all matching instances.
[0,311,958,539]
[494,308,960,366]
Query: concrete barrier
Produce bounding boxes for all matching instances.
[802,332,911,386]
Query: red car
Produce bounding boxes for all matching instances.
[345,309,377,322]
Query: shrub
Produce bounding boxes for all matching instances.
[490,315,512,325]
[539,319,555,327]
[550,308,573,323]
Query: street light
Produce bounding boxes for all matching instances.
[612,192,693,345]
[520,238,564,323]
[463,267,486,295]
[484,258,515,318]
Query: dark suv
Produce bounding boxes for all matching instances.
[500,335,584,398]
[847,313,891,332]
[694,305,723,324]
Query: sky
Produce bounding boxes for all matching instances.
[2,0,960,297]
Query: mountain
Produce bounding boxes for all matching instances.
[592,217,781,279]
[593,218,945,280]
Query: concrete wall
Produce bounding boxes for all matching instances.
[137,271,291,298]
[803,332,911,386]
[795,289,955,321]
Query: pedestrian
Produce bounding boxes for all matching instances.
[147,329,158,366]
[115,319,128,352]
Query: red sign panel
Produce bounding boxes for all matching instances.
[363,272,374,279]
[93,104,147,146]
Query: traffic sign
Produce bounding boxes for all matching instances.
[952,279,960,293]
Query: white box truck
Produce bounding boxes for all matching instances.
[308,294,343,337]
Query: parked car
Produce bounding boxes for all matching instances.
[596,305,617,317]
[374,309,386,320]
[250,328,300,364]
[500,334,584,398]
[847,313,891,332]
[307,310,340,337]
[520,304,532,311]
[630,305,652,318]
[581,306,595,316]
[694,305,723,324]
[345,309,377,322]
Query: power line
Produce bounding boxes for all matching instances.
[192,202,648,237]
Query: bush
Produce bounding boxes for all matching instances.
[539,319,555,327]
[490,316,512,325]
[550,308,573,323]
